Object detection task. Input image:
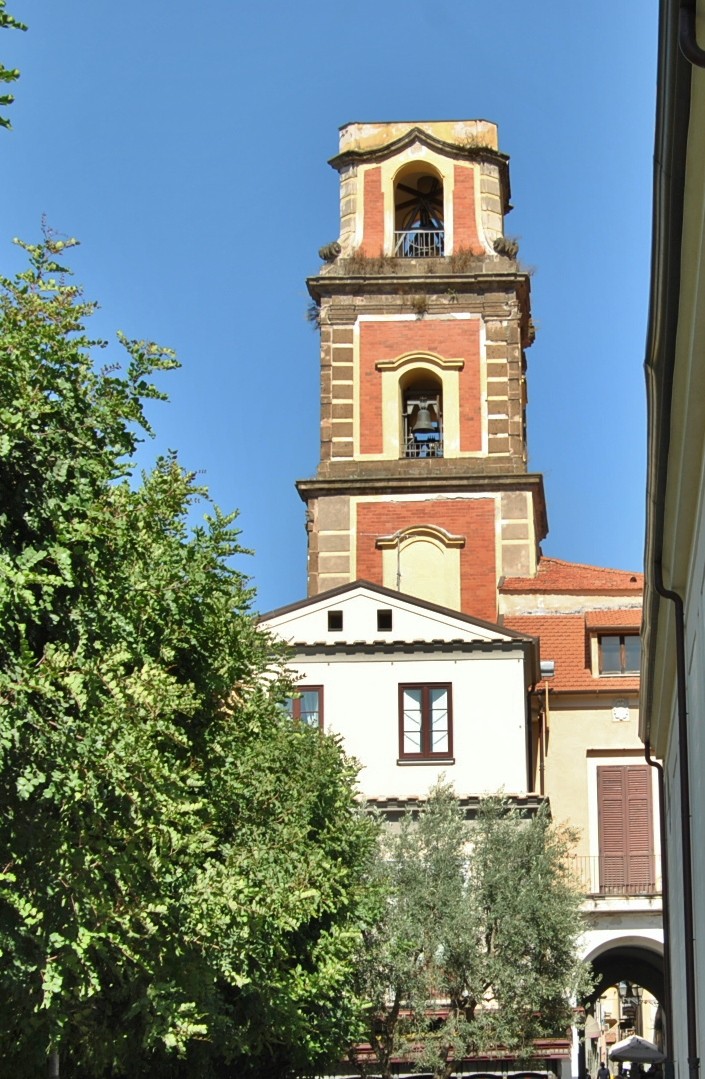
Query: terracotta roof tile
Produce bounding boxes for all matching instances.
[500,557,643,595]
[584,608,642,629]
[503,613,640,693]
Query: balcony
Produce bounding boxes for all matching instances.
[394,228,445,258]
[569,855,661,897]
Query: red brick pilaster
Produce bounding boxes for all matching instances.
[356,498,497,621]
[361,167,384,256]
[453,164,484,254]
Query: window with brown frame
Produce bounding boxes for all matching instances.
[598,634,641,675]
[399,683,452,759]
[283,686,323,730]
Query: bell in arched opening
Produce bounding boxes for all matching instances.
[404,391,443,459]
[394,166,445,257]
[412,401,435,434]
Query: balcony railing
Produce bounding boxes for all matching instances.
[405,438,444,459]
[394,228,445,258]
[569,855,661,897]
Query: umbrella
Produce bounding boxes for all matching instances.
[609,1035,666,1063]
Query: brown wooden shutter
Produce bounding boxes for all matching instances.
[598,766,627,892]
[625,765,654,891]
[597,765,654,894]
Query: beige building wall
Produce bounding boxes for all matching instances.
[543,695,657,867]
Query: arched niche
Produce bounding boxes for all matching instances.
[377,525,464,608]
[393,161,445,257]
[400,368,444,459]
[375,351,463,460]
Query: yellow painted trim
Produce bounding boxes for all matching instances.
[376,148,456,256]
[375,350,464,373]
[376,524,465,549]
[377,356,462,460]
[381,534,461,608]
[473,160,492,254]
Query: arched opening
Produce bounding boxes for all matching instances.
[579,941,666,1079]
[394,164,444,257]
[401,370,443,458]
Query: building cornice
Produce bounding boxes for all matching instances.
[363,791,547,822]
[297,470,544,495]
[307,266,531,303]
[284,638,534,657]
[296,471,549,541]
[328,124,509,170]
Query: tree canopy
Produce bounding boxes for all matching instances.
[0,1,26,129]
[0,234,377,1077]
[348,783,590,1079]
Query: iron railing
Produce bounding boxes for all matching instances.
[405,438,444,459]
[569,855,661,897]
[394,228,445,258]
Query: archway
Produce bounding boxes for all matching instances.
[578,939,665,1079]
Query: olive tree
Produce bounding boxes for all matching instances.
[349,783,590,1079]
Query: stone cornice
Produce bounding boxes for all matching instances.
[307,264,530,303]
[296,471,549,541]
[328,125,509,170]
[296,469,543,495]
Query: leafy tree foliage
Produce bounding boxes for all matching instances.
[0,1,26,129]
[0,235,377,1077]
[348,783,590,1079]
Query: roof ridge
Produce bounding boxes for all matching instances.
[534,556,643,575]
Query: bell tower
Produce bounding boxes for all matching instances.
[297,121,547,622]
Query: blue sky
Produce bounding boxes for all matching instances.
[3,2,658,613]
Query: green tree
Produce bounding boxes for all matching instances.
[0,234,376,1077]
[348,783,590,1079]
[0,1,26,129]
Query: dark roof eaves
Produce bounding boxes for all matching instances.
[280,638,534,657]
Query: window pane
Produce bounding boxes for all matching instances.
[624,635,641,672]
[601,636,621,673]
[299,690,320,727]
[430,687,449,752]
[403,688,422,753]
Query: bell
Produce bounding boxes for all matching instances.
[412,404,435,434]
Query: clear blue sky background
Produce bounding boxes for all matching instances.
[4,2,657,613]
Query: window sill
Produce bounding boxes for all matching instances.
[397,757,455,766]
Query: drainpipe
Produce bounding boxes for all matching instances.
[645,4,702,1078]
[538,697,545,797]
[537,660,555,797]
[644,738,674,1061]
[653,561,698,1079]
[679,0,705,66]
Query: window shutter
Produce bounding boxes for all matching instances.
[598,766,627,892]
[597,765,654,894]
[625,765,654,891]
